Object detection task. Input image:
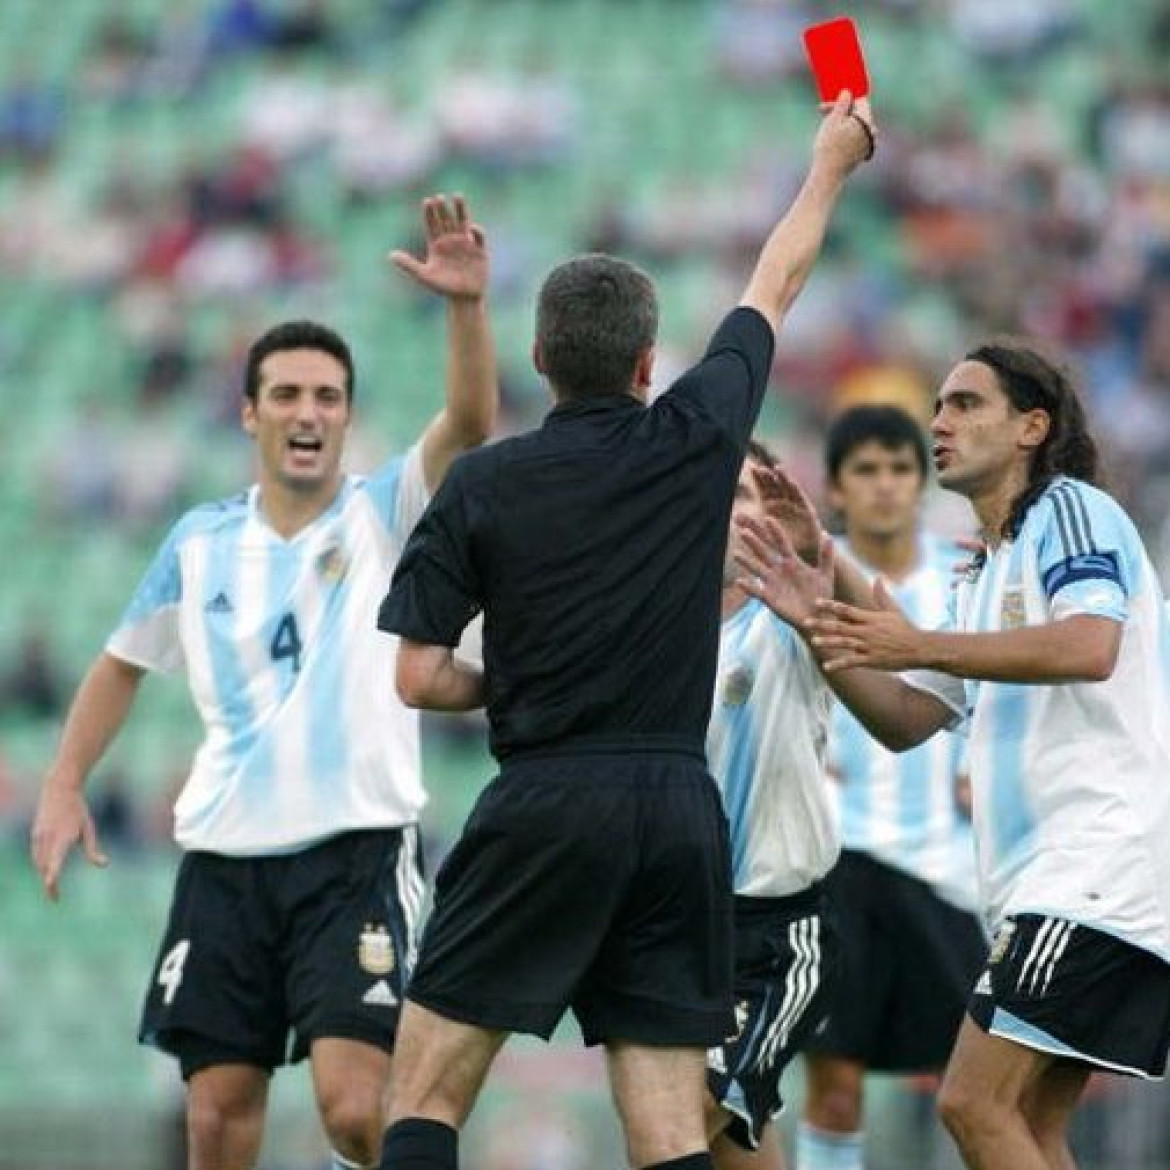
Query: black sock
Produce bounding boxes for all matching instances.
[379,1118,457,1170]
[644,1154,713,1170]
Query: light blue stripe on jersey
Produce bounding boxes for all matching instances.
[213,525,264,788]
[720,606,760,886]
[363,457,405,529]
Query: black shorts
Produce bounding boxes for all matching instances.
[707,886,838,1151]
[969,913,1170,1078]
[407,753,735,1047]
[140,828,425,1079]
[807,850,986,1072]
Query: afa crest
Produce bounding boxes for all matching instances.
[722,666,754,707]
[316,542,350,584]
[988,920,1016,966]
[999,586,1027,630]
[358,924,395,975]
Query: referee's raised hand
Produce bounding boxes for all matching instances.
[814,90,877,177]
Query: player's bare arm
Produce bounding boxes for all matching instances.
[740,92,875,331]
[808,597,1122,683]
[396,639,485,712]
[392,193,499,492]
[30,652,145,899]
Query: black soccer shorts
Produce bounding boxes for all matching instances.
[139,827,425,1078]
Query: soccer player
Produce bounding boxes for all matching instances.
[797,406,985,1170]
[29,195,498,1170]
[374,95,875,1170]
[736,341,1170,1170]
[705,439,840,1170]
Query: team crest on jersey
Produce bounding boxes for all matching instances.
[999,586,1027,630]
[316,542,349,584]
[988,920,1016,966]
[722,665,754,706]
[358,924,395,975]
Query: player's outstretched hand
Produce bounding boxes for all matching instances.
[736,514,835,630]
[806,579,923,672]
[30,783,108,902]
[814,90,877,177]
[753,465,827,565]
[391,193,489,302]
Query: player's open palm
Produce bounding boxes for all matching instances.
[391,193,488,301]
[754,465,825,564]
[31,783,108,901]
[736,515,835,630]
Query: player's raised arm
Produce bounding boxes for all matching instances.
[392,194,499,492]
[740,92,875,333]
[30,652,145,899]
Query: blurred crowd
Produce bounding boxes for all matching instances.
[1,0,1169,836]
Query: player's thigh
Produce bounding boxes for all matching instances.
[607,1040,710,1167]
[387,999,508,1126]
[939,1014,1053,1120]
[284,827,425,1061]
[310,1035,392,1132]
[140,853,287,1071]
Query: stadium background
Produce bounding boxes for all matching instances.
[0,0,1168,1166]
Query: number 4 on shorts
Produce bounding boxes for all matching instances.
[158,939,191,1006]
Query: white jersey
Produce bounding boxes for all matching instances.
[905,478,1170,959]
[829,534,978,911]
[108,445,431,856]
[707,598,838,898]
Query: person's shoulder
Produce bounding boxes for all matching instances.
[1032,477,1134,537]
[168,491,250,544]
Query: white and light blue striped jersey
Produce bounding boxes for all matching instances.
[829,534,978,911]
[707,598,838,897]
[107,445,430,856]
[905,478,1170,959]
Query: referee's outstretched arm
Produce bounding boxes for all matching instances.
[740,91,875,333]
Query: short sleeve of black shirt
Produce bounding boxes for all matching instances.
[663,306,774,445]
[377,457,481,647]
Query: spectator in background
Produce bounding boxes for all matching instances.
[0,629,67,720]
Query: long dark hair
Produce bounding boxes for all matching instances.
[964,339,1100,540]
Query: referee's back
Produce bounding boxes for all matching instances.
[381,305,773,761]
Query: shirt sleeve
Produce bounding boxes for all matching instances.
[663,307,775,445]
[1035,484,1131,623]
[377,457,481,647]
[362,442,430,544]
[902,668,967,730]
[106,521,187,674]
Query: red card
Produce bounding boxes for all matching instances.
[802,17,870,103]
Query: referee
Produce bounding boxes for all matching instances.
[376,94,875,1170]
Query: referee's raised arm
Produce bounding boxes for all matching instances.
[740,92,876,334]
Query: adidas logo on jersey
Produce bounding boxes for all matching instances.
[974,970,992,996]
[204,592,234,614]
[362,980,398,1008]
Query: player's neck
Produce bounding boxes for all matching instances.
[257,476,343,539]
[844,526,919,582]
[968,466,1029,549]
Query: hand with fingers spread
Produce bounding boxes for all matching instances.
[807,578,927,672]
[752,464,828,564]
[391,193,489,302]
[31,781,109,902]
[735,514,836,630]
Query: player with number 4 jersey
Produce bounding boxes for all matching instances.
[30,195,498,1170]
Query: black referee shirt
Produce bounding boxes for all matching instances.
[378,306,774,761]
